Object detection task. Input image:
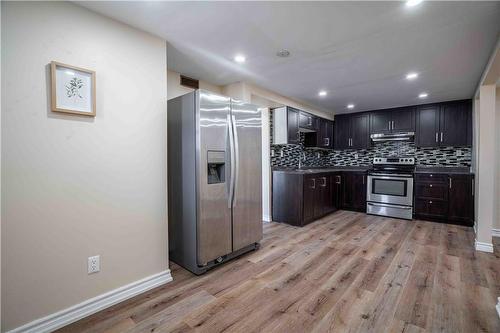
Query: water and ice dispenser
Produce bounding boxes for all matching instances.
[207,150,225,184]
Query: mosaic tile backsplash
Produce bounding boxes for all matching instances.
[270,112,471,169]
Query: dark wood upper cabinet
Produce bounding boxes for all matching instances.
[272,106,300,145]
[439,102,468,146]
[416,100,471,148]
[299,111,317,131]
[350,114,369,149]
[416,105,440,147]
[391,107,415,132]
[287,108,300,144]
[318,118,334,148]
[370,110,392,134]
[334,115,351,150]
[334,114,368,150]
[369,107,415,135]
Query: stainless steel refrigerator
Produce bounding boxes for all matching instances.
[167,90,262,275]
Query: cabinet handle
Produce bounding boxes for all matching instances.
[388,121,391,130]
[336,175,341,184]
[321,177,327,187]
[449,178,452,189]
[441,132,443,142]
[435,132,438,143]
[311,179,316,189]
[472,178,474,196]
[392,121,395,130]
[325,138,330,146]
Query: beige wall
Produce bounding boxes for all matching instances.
[496,87,500,230]
[167,70,222,100]
[1,2,168,331]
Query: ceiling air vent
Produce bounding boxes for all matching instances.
[180,75,199,89]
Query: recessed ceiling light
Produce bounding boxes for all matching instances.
[347,104,355,109]
[406,72,418,80]
[419,93,428,98]
[276,49,291,58]
[233,54,246,63]
[318,90,327,97]
[406,0,423,7]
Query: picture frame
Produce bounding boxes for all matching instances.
[51,61,96,116]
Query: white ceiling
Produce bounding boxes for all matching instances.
[78,1,500,114]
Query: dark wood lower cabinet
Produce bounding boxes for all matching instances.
[272,171,342,227]
[414,173,474,227]
[341,172,367,212]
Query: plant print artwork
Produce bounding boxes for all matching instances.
[55,65,92,113]
[66,77,84,101]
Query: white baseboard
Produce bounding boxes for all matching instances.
[497,297,500,319]
[475,239,494,253]
[492,228,500,237]
[7,269,172,333]
[263,214,272,222]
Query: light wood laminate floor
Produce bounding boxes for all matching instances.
[58,210,500,333]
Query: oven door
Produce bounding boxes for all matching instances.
[367,174,413,206]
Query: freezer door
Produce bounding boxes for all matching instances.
[197,91,232,265]
[230,100,263,251]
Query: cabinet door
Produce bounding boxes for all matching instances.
[416,105,440,147]
[320,175,335,215]
[334,115,350,150]
[341,172,353,208]
[391,107,415,132]
[350,114,369,149]
[439,102,468,146]
[303,176,316,223]
[332,173,342,210]
[448,175,473,226]
[352,173,367,211]
[299,111,316,131]
[287,107,300,144]
[369,110,392,134]
[325,120,334,149]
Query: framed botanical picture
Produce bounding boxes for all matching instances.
[51,61,96,116]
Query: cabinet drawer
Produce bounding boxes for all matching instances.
[415,182,448,200]
[415,173,448,183]
[415,199,448,217]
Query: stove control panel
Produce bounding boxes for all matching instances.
[373,157,415,165]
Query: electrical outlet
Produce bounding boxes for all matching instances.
[88,255,100,274]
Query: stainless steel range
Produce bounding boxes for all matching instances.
[366,157,415,220]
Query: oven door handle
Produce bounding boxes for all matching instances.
[367,202,412,209]
[369,173,413,177]
[368,175,413,180]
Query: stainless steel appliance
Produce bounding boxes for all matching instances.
[366,157,415,220]
[370,132,414,142]
[167,90,262,275]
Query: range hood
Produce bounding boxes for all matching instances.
[370,132,415,142]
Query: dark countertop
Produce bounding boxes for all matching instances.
[414,166,474,175]
[272,166,370,174]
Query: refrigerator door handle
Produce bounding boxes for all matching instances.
[231,114,239,207]
[227,114,236,208]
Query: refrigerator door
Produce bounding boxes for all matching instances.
[230,100,263,251]
[196,91,233,265]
